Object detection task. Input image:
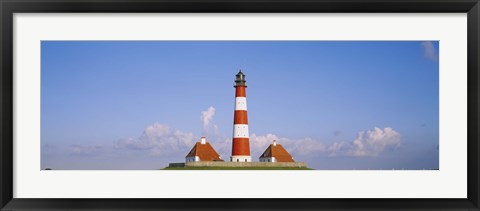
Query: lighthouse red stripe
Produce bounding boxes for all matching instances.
[234,110,248,124]
[232,138,250,155]
[235,86,246,97]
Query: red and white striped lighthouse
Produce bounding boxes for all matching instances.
[231,70,251,162]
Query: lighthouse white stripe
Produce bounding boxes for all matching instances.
[233,124,249,138]
[235,97,247,111]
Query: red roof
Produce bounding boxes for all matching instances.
[259,143,295,162]
[186,142,224,161]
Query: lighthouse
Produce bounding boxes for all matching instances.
[231,70,252,162]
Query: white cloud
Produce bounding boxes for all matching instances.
[293,137,328,155]
[201,106,216,132]
[329,127,401,157]
[250,127,400,158]
[86,103,399,161]
[249,133,326,157]
[421,41,437,61]
[70,144,104,155]
[96,124,400,159]
[115,122,195,156]
[327,141,349,157]
[114,107,221,158]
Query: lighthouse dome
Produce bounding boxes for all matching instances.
[236,69,245,76]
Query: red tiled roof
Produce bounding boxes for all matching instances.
[259,144,295,162]
[186,142,224,161]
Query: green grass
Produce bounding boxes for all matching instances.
[161,166,313,170]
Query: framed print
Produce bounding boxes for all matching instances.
[1,0,479,210]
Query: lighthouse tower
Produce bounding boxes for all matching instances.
[231,70,252,162]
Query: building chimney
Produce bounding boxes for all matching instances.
[201,136,206,144]
[273,140,277,146]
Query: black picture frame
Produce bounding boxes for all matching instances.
[1,0,479,210]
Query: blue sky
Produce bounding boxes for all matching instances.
[41,41,439,170]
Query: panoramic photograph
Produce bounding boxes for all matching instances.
[41,41,439,170]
